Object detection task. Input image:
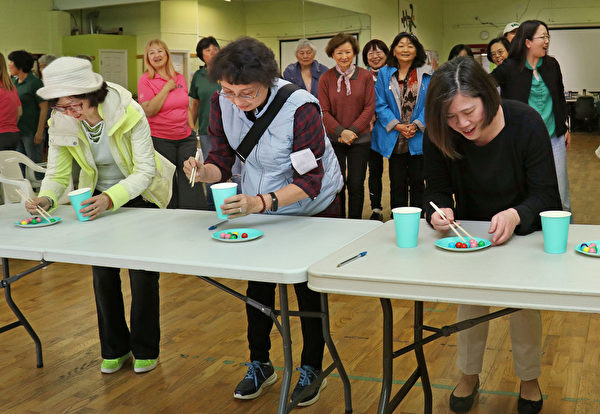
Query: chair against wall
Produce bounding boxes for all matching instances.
[574,96,597,132]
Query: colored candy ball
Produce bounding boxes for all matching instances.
[478,240,485,247]
[455,242,462,248]
[448,242,455,248]
[20,220,28,225]
[224,233,231,239]
[583,247,590,253]
[242,233,248,238]
[590,243,597,248]
[590,247,598,254]
[219,232,226,239]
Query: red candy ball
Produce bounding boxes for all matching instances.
[242,233,248,238]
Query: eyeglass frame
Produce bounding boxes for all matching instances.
[52,102,84,113]
[532,34,551,41]
[490,49,507,57]
[218,86,261,101]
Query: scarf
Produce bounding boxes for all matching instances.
[335,64,355,96]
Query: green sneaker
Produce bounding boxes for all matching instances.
[134,358,158,373]
[101,352,131,374]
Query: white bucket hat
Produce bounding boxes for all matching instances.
[503,22,520,35]
[37,56,104,100]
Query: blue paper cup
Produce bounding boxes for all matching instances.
[392,207,422,248]
[211,182,238,220]
[540,210,571,254]
[68,187,92,222]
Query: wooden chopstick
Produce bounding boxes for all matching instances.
[429,201,469,242]
[16,189,55,222]
[189,147,203,188]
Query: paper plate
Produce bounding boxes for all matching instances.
[212,228,264,243]
[434,236,491,252]
[14,217,62,228]
[575,240,600,257]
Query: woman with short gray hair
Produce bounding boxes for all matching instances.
[283,38,328,98]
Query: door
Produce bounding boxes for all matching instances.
[99,49,128,89]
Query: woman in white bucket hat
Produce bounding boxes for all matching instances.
[26,56,175,375]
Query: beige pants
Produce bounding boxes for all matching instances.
[457,305,542,381]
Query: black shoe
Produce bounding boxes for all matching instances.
[290,365,327,407]
[449,378,479,413]
[370,211,383,221]
[233,360,278,400]
[518,382,543,414]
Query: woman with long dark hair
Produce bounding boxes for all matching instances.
[492,20,571,215]
[373,32,432,213]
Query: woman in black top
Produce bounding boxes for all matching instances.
[491,20,571,214]
[423,57,561,414]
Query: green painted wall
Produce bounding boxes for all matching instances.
[0,0,70,56]
[62,34,137,93]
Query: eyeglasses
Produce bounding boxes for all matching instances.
[490,49,507,57]
[218,87,261,101]
[367,51,386,58]
[533,34,550,41]
[52,103,83,113]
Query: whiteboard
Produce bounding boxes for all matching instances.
[549,27,600,93]
[279,34,359,75]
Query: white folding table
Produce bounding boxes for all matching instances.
[308,219,600,414]
[0,203,380,414]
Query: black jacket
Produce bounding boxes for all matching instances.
[491,56,568,137]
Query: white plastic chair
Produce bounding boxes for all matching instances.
[0,150,71,205]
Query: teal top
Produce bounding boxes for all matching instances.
[526,58,556,138]
[13,72,44,136]
[189,66,219,135]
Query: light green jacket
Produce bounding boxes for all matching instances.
[39,82,175,211]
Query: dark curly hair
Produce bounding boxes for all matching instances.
[196,36,220,63]
[361,39,389,67]
[208,37,279,87]
[48,82,109,108]
[386,32,427,69]
[8,50,35,73]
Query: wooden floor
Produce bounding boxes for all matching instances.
[1,132,598,414]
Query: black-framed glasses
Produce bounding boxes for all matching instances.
[218,87,261,101]
[52,103,83,113]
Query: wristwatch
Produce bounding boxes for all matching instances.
[269,192,278,212]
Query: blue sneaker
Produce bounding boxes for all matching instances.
[291,365,327,407]
[233,360,278,400]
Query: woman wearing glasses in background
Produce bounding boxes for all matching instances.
[138,39,206,210]
[362,39,390,221]
[25,57,174,375]
[486,37,510,67]
[492,20,571,215]
[184,37,343,407]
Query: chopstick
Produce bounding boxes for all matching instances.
[189,148,204,188]
[429,201,470,243]
[16,189,55,222]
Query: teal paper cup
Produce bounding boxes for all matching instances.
[211,182,238,220]
[68,187,92,222]
[392,207,422,248]
[540,210,571,254]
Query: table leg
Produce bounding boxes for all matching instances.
[1,258,43,368]
[320,293,353,413]
[414,301,432,414]
[377,298,394,414]
[277,284,293,414]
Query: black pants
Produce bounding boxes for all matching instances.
[389,152,424,211]
[244,196,340,370]
[92,196,160,359]
[368,149,384,210]
[333,142,370,219]
[152,133,207,210]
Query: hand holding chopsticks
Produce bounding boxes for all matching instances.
[429,201,474,242]
[189,147,204,188]
[16,189,55,222]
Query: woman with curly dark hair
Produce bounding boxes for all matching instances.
[185,36,343,407]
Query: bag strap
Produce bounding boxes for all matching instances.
[235,83,300,162]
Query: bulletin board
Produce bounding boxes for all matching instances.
[548,27,600,92]
[279,34,359,74]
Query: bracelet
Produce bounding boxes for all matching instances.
[257,194,266,213]
[43,196,54,210]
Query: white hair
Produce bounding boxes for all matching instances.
[296,39,316,55]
